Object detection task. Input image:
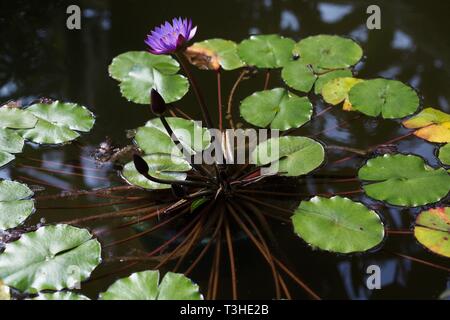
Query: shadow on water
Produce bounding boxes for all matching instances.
[0,0,449,299]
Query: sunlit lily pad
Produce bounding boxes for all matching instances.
[20,101,95,145]
[0,107,38,129]
[99,270,203,300]
[122,154,191,190]
[0,151,15,168]
[251,136,324,176]
[348,79,420,118]
[439,144,450,165]
[0,280,10,300]
[0,224,101,293]
[322,77,363,110]
[403,108,450,143]
[185,39,244,71]
[0,180,34,230]
[237,35,295,68]
[240,88,312,131]
[32,292,90,300]
[0,128,25,154]
[414,207,450,258]
[281,60,317,92]
[293,35,363,69]
[314,69,353,94]
[109,51,189,104]
[358,154,450,207]
[135,117,211,156]
[292,196,385,253]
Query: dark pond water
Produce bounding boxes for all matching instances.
[1,0,449,299]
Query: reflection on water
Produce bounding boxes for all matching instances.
[0,0,449,299]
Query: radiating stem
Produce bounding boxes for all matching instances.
[263,70,271,90]
[217,70,223,131]
[387,251,450,272]
[227,70,248,129]
[224,217,238,300]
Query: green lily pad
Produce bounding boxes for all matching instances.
[99,270,203,300]
[0,128,25,154]
[322,77,364,105]
[293,35,363,69]
[0,224,101,293]
[0,280,10,300]
[292,196,385,253]
[122,154,191,190]
[135,117,211,156]
[348,79,420,118]
[0,180,34,230]
[0,107,38,129]
[186,39,244,71]
[20,101,95,145]
[281,60,317,92]
[414,207,450,258]
[32,291,90,300]
[251,136,324,177]
[314,69,353,95]
[240,88,312,131]
[109,51,189,104]
[358,154,450,207]
[237,35,295,68]
[0,151,15,168]
[439,144,450,165]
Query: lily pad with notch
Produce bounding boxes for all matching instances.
[99,270,203,300]
[293,35,363,70]
[185,39,244,71]
[251,136,325,177]
[0,107,38,129]
[414,207,450,258]
[314,69,353,95]
[403,108,450,143]
[439,144,450,165]
[237,35,295,68]
[135,117,211,156]
[348,79,420,118]
[19,101,95,145]
[240,88,312,131]
[322,77,364,111]
[0,224,101,293]
[292,196,385,254]
[109,51,189,104]
[0,180,35,231]
[122,154,191,190]
[358,154,450,207]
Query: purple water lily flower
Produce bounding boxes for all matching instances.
[145,17,197,55]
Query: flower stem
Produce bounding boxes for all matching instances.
[217,70,223,131]
[176,52,213,129]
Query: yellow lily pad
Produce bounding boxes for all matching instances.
[403,108,450,143]
[321,77,363,110]
[414,207,450,258]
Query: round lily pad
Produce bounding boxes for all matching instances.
[403,108,450,143]
[0,107,37,129]
[414,207,450,258]
[0,224,101,293]
[348,79,420,118]
[109,51,189,104]
[292,196,385,253]
[0,151,15,168]
[314,69,353,95]
[185,39,244,71]
[251,136,325,177]
[122,154,191,190]
[20,101,95,145]
[237,35,295,68]
[439,144,450,165]
[135,117,211,156]
[32,292,90,300]
[99,270,203,300]
[322,77,364,110]
[281,60,317,92]
[293,35,363,69]
[358,154,450,207]
[0,180,34,230]
[240,88,312,131]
